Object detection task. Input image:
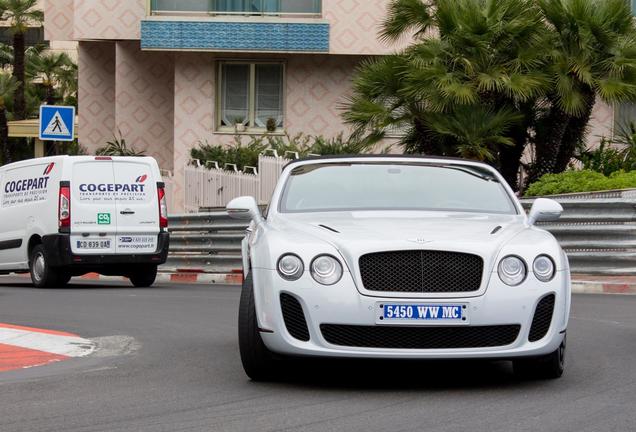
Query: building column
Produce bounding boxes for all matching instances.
[115,41,175,171]
[78,41,116,154]
[172,53,216,213]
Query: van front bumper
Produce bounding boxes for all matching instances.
[42,233,170,267]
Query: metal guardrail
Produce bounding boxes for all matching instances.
[521,195,636,275]
[163,212,248,273]
[166,191,636,275]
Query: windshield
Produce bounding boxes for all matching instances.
[279,162,517,214]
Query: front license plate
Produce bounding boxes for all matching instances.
[76,239,111,250]
[376,303,467,325]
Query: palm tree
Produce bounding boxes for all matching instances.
[0,73,18,165]
[0,0,43,120]
[345,0,636,189]
[527,0,636,182]
[28,51,75,105]
[344,0,550,187]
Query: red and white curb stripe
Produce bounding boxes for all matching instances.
[77,272,243,285]
[0,323,95,372]
[571,280,636,295]
[10,272,244,285]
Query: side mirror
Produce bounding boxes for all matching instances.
[528,198,563,225]
[227,196,263,224]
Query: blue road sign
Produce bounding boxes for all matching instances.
[39,105,76,142]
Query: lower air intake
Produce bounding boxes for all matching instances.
[280,293,310,342]
[528,294,555,342]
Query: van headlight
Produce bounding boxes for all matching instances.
[533,255,555,282]
[277,254,304,281]
[310,255,343,285]
[498,255,527,286]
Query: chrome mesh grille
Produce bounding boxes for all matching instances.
[359,250,483,293]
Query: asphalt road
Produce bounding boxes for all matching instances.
[0,277,634,432]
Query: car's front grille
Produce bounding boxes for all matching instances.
[280,293,310,342]
[359,250,483,293]
[528,294,555,342]
[320,324,520,349]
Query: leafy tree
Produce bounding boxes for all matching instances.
[0,0,43,121]
[0,73,18,165]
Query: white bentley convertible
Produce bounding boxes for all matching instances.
[227,156,571,381]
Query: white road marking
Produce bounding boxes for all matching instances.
[0,328,95,357]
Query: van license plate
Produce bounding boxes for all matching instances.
[76,240,111,250]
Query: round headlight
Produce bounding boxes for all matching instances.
[310,255,343,285]
[277,254,304,281]
[533,255,555,282]
[498,255,527,286]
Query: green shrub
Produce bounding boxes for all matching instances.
[190,136,267,170]
[96,131,145,156]
[190,132,378,171]
[525,170,636,196]
[576,138,626,176]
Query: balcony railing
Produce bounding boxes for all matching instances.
[150,0,322,16]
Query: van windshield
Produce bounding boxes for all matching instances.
[279,162,517,214]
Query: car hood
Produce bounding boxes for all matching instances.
[270,210,527,262]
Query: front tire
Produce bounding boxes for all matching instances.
[514,335,566,379]
[29,244,60,288]
[238,273,277,381]
[129,265,158,287]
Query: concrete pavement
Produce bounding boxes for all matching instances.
[0,277,634,431]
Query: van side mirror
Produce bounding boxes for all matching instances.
[528,198,563,225]
[227,196,263,224]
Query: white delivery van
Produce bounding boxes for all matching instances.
[0,156,170,288]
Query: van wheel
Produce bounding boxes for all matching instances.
[57,271,72,287]
[29,245,60,288]
[129,265,157,287]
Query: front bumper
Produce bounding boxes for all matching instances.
[251,267,570,359]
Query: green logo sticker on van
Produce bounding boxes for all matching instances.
[97,213,111,225]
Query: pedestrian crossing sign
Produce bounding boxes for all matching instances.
[39,105,76,142]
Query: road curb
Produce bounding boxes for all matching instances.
[0,323,95,372]
[75,272,243,285]
[571,280,636,295]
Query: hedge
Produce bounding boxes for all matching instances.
[524,170,636,197]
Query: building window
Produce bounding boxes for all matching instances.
[152,0,321,15]
[218,62,284,132]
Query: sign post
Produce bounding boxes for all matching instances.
[39,105,76,142]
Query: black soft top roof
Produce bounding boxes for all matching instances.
[282,154,486,170]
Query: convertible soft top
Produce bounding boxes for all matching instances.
[283,154,485,170]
